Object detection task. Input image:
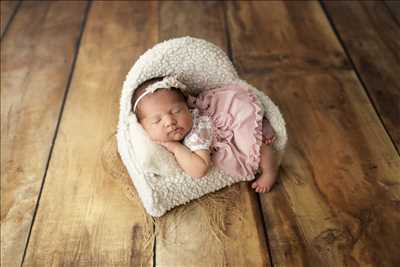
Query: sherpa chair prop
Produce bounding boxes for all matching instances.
[116,36,288,217]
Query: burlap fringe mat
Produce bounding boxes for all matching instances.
[101,133,246,264]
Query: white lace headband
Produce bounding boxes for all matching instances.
[133,76,187,113]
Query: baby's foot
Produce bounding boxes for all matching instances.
[251,172,277,193]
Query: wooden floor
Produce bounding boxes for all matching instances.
[1,1,400,266]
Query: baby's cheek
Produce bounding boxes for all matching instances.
[153,128,166,141]
[186,113,193,126]
[183,116,193,131]
[144,125,160,140]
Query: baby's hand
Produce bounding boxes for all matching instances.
[156,141,181,154]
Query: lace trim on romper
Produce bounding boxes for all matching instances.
[183,109,213,151]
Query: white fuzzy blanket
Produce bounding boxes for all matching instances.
[116,36,288,217]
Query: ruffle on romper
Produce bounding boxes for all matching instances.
[187,84,275,178]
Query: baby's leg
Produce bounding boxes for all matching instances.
[251,143,279,193]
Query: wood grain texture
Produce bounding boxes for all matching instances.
[227,1,400,266]
[0,0,20,38]
[159,0,228,52]
[156,183,270,267]
[155,1,271,266]
[385,0,400,23]
[227,1,351,74]
[323,0,400,152]
[254,70,400,266]
[1,2,87,266]
[23,2,157,266]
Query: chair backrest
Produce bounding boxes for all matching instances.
[119,36,239,122]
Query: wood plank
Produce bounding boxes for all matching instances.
[155,1,271,266]
[0,0,20,38]
[22,2,158,266]
[159,1,228,52]
[323,0,400,152]
[227,1,350,74]
[1,2,87,266]
[227,1,400,266]
[385,0,400,23]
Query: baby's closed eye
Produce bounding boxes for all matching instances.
[151,118,161,124]
[171,107,181,114]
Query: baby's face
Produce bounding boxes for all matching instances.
[137,89,193,142]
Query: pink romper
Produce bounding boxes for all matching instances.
[183,84,276,178]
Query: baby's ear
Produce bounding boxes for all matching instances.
[134,109,143,122]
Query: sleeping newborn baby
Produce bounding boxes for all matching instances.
[131,75,279,193]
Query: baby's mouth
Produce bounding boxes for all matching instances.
[169,127,182,135]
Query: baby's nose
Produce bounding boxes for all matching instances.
[164,116,177,127]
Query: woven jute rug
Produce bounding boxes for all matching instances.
[101,132,245,264]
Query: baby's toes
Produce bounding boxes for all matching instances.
[262,187,268,193]
[251,181,258,189]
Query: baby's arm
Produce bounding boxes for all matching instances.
[157,141,211,178]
